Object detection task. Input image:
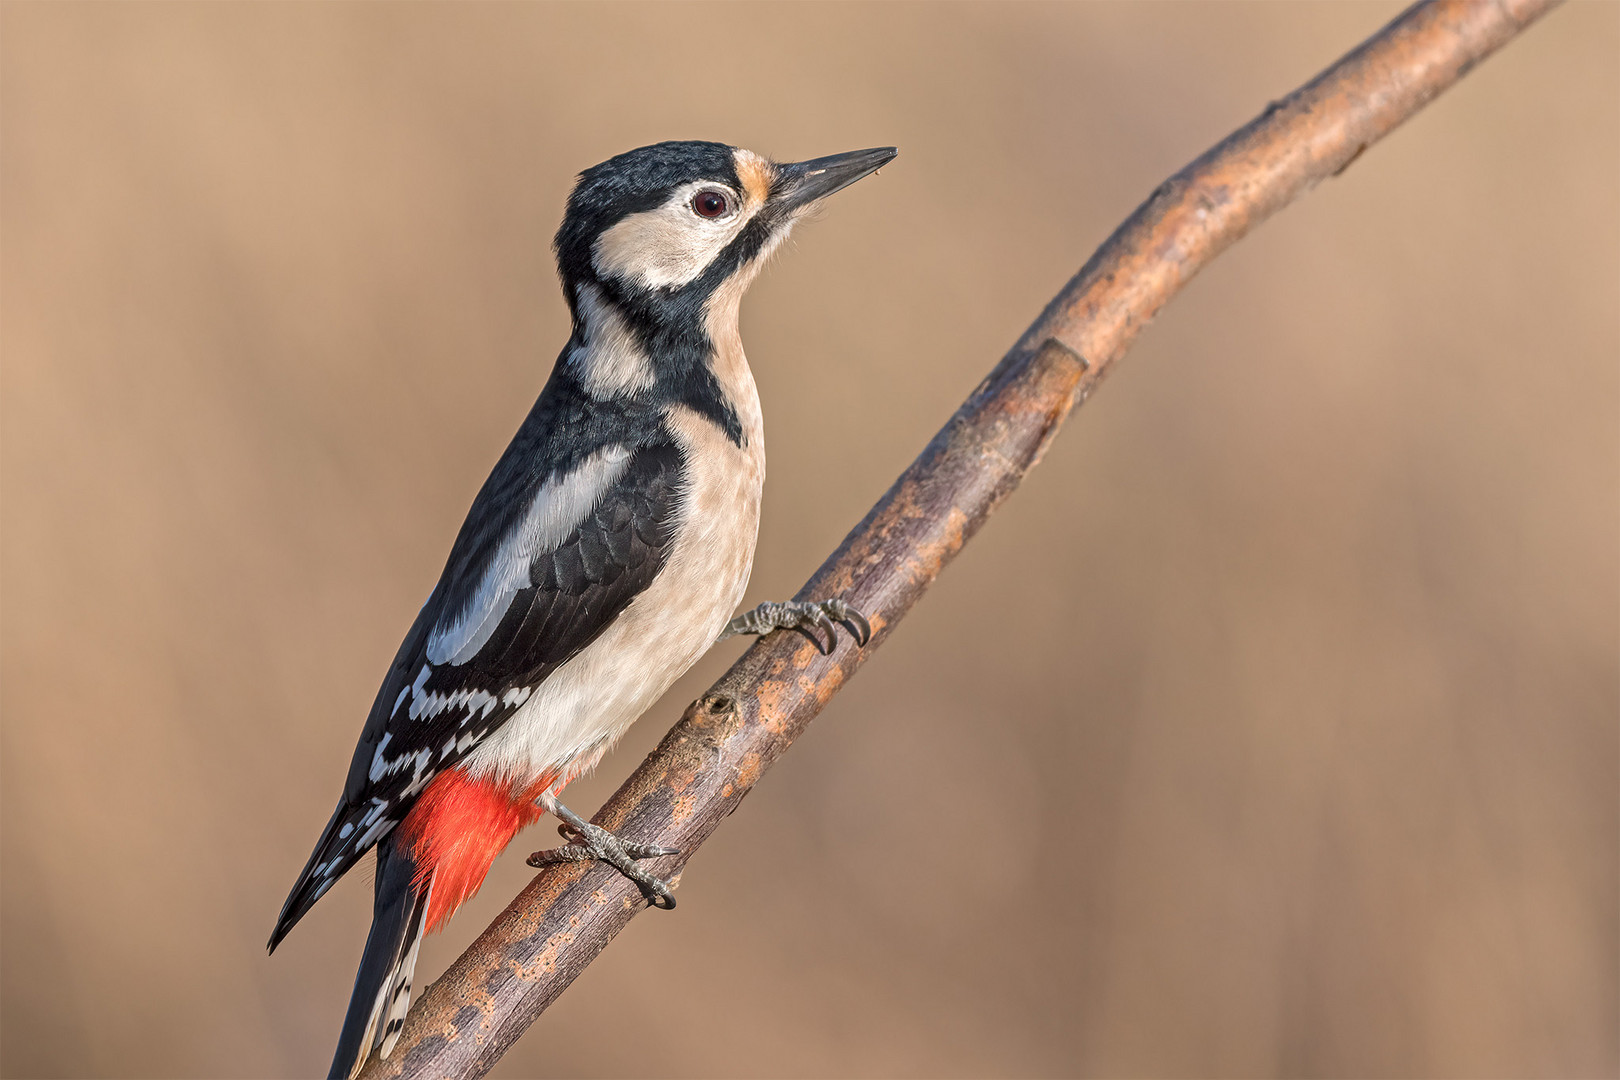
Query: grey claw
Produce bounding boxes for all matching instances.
[790,623,828,653]
[810,610,838,654]
[821,598,872,646]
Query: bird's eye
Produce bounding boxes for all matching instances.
[691,190,731,219]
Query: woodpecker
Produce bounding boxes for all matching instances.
[267,140,894,1079]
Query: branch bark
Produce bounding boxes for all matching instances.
[362,1,1560,1075]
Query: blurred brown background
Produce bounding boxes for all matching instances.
[2,3,1615,1077]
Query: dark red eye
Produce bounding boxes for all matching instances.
[692,190,731,218]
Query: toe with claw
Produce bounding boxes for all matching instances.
[528,795,680,909]
[719,598,872,654]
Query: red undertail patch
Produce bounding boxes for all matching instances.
[398,770,555,934]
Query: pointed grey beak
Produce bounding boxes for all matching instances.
[773,147,898,211]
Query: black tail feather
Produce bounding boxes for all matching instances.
[329,835,431,1080]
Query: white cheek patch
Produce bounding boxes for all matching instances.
[569,282,654,396]
[592,180,758,290]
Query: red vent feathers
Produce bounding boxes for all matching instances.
[397,770,554,933]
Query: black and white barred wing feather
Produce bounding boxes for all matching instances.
[270,436,681,949]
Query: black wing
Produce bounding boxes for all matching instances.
[270,422,681,950]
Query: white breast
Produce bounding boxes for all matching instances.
[461,381,766,789]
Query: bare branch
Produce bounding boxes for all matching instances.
[362,1,1561,1075]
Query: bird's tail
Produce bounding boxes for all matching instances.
[329,834,434,1080]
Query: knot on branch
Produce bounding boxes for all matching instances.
[685,692,743,747]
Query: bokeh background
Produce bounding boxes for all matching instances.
[3,3,1615,1077]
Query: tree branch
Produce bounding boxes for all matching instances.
[362,1,1560,1075]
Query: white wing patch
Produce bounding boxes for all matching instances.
[425,445,633,666]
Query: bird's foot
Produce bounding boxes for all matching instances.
[527,795,679,909]
[718,598,872,654]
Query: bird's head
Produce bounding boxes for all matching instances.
[552,141,895,392]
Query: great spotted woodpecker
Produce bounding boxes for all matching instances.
[267,141,894,1078]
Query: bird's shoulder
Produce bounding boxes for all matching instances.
[271,364,689,946]
[352,363,684,790]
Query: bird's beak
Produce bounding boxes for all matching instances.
[772,147,898,212]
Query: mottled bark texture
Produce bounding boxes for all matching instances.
[360,2,1561,1075]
